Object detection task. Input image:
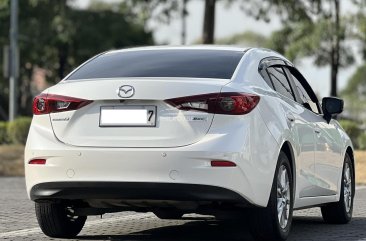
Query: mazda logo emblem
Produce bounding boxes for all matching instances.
[117,85,135,98]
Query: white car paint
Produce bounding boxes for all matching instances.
[25,46,354,211]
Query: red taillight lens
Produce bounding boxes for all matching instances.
[29,159,46,165]
[33,94,93,115]
[165,92,260,115]
[211,160,236,167]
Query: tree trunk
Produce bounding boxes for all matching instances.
[330,0,340,97]
[181,0,188,45]
[202,0,216,44]
[0,105,8,120]
[58,43,68,80]
[57,0,69,80]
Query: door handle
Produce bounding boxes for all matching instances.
[286,113,295,122]
[314,127,321,134]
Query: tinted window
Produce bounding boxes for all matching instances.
[290,72,320,114]
[267,67,295,101]
[67,50,244,80]
[261,69,275,89]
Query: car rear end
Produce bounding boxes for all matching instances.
[25,47,276,213]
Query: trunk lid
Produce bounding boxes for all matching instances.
[48,78,230,147]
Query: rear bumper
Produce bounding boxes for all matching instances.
[30,182,251,206]
[25,110,280,208]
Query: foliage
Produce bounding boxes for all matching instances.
[6,117,32,145]
[267,20,353,67]
[235,0,323,23]
[339,120,362,149]
[341,64,366,122]
[359,132,366,150]
[68,8,153,67]
[123,0,181,25]
[350,1,366,60]
[342,65,366,97]
[338,2,366,123]
[235,0,352,97]
[0,122,8,144]
[216,31,269,47]
[0,0,153,119]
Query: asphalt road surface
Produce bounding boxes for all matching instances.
[1,177,366,241]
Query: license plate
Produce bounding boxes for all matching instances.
[99,106,156,127]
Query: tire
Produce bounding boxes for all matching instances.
[153,209,184,219]
[249,151,293,241]
[321,153,354,224]
[35,201,87,238]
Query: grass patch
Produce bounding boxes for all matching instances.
[0,145,24,176]
[355,151,366,185]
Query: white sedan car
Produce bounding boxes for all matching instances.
[25,46,355,241]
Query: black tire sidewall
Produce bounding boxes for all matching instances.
[153,209,184,219]
[269,151,294,240]
[340,154,355,221]
[35,202,86,238]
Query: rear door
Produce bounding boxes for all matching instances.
[265,64,317,198]
[286,67,340,196]
[312,118,343,195]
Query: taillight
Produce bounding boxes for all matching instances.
[29,159,46,165]
[211,160,236,167]
[33,93,93,115]
[165,92,260,115]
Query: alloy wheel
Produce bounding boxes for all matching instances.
[277,165,290,229]
[343,162,352,213]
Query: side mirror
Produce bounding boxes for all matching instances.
[322,97,344,123]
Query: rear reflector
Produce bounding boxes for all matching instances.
[33,93,93,115]
[165,92,260,115]
[211,160,236,167]
[28,159,46,165]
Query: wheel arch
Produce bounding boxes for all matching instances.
[280,141,296,200]
[345,146,355,194]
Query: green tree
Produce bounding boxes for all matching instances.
[238,0,353,97]
[343,1,366,124]
[203,0,315,44]
[126,0,216,44]
[123,0,181,28]
[203,0,216,44]
[0,0,153,119]
[123,0,191,44]
[216,30,268,46]
[339,119,363,149]
[341,64,366,122]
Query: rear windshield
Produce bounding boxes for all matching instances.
[66,49,244,80]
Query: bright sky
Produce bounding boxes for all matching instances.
[74,0,361,98]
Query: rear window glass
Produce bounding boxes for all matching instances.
[66,49,244,80]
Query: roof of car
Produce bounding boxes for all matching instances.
[106,45,251,55]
